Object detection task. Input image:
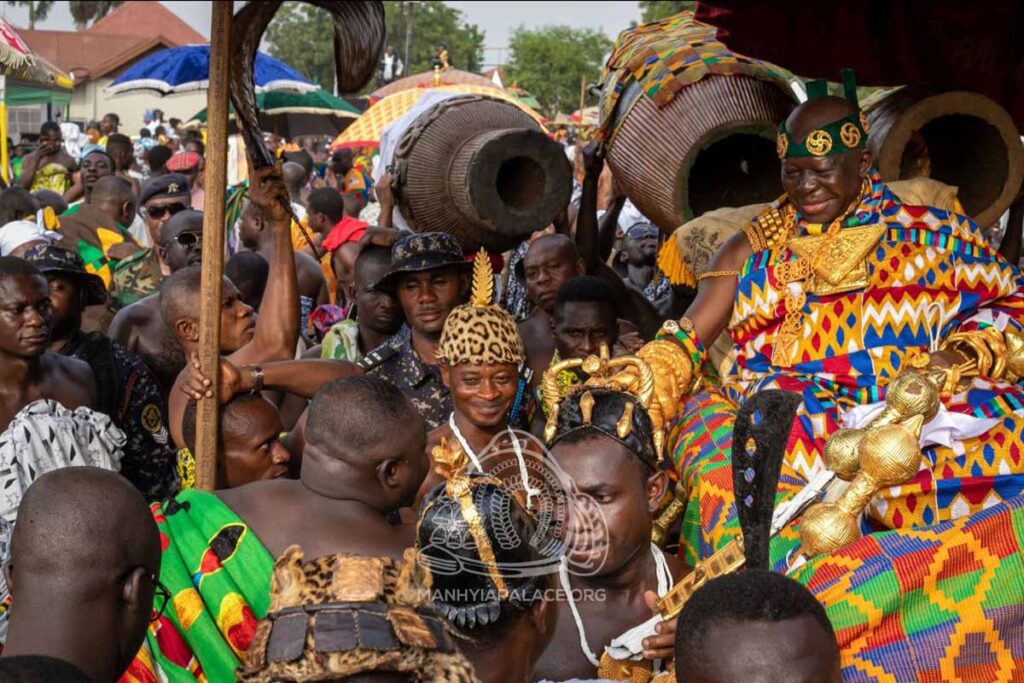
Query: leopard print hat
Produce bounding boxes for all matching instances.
[436,249,524,367]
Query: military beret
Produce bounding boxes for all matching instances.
[140,173,191,205]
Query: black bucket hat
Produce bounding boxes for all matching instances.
[23,245,107,306]
[374,231,472,291]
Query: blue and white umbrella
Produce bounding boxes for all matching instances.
[106,45,316,96]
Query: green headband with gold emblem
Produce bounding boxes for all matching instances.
[777,69,869,159]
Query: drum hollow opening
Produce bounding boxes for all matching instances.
[496,156,546,211]
[687,133,781,218]
[900,114,1007,220]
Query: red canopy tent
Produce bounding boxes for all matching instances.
[695,0,1024,132]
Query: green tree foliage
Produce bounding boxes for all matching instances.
[12,1,54,30]
[505,26,612,117]
[384,1,485,75]
[639,1,695,23]
[68,0,122,30]
[265,3,337,91]
[264,1,485,95]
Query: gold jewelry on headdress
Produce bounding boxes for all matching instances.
[616,402,634,439]
[430,437,509,599]
[579,391,595,425]
[541,344,655,444]
[435,248,524,367]
[805,129,833,156]
[859,111,871,134]
[776,131,788,160]
[839,122,862,148]
[469,247,494,307]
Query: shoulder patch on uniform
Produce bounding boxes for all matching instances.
[357,344,400,372]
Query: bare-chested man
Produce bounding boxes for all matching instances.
[163,164,299,448]
[238,198,327,341]
[108,210,203,394]
[535,388,687,682]
[0,257,96,433]
[124,375,429,679]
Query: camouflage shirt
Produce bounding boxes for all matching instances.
[366,327,451,431]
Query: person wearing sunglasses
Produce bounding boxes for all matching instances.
[139,173,191,250]
[617,221,672,316]
[3,467,161,682]
[108,210,205,397]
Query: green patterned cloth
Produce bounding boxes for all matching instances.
[122,490,274,682]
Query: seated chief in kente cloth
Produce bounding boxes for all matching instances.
[578,73,1024,680]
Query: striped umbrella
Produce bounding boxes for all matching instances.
[331,84,545,150]
[184,89,359,137]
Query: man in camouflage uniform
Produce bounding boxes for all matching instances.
[363,232,470,430]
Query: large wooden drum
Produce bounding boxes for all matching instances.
[392,94,572,252]
[865,86,1024,228]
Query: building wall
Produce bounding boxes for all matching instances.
[69,78,206,134]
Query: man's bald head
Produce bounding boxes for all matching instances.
[304,376,428,510]
[90,176,135,227]
[282,161,308,193]
[522,234,584,313]
[306,376,423,460]
[529,233,577,259]
[159,264,203,326]
[8,468,160,682]
[11,468,159,586]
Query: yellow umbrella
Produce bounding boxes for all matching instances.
[330,84,544,149]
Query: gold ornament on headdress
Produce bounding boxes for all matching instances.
[776,131,788,159]
[436,248,524,366]
[839,122,862,148]
[470,247,494,307]
[859,111,871,134]
[542,343,673,459]
[805,129,833,156]
[429,437,509,599]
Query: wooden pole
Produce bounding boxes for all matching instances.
[195,0,232,491]
[579,74,586,117]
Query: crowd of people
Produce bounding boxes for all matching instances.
[0,66,1020,683]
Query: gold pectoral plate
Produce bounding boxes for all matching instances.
[788,224,886,296]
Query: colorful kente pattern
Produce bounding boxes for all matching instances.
[671,171,1024,558]
[120,490,273,683]
[793,494,1024,682]
[598,11,790,139]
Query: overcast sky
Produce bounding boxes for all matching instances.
[0,1,641,65]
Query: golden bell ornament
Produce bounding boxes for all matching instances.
[799,502,861,557]
[882,371,940,423]
[824,428,865,481]
[858,414,924,487]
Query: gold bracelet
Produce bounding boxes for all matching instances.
[697,269,740,281]
[980,327,1007,380]
[944,331,995,379]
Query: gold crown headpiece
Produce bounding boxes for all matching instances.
[541,339,696,463]
[540,344,663,458]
